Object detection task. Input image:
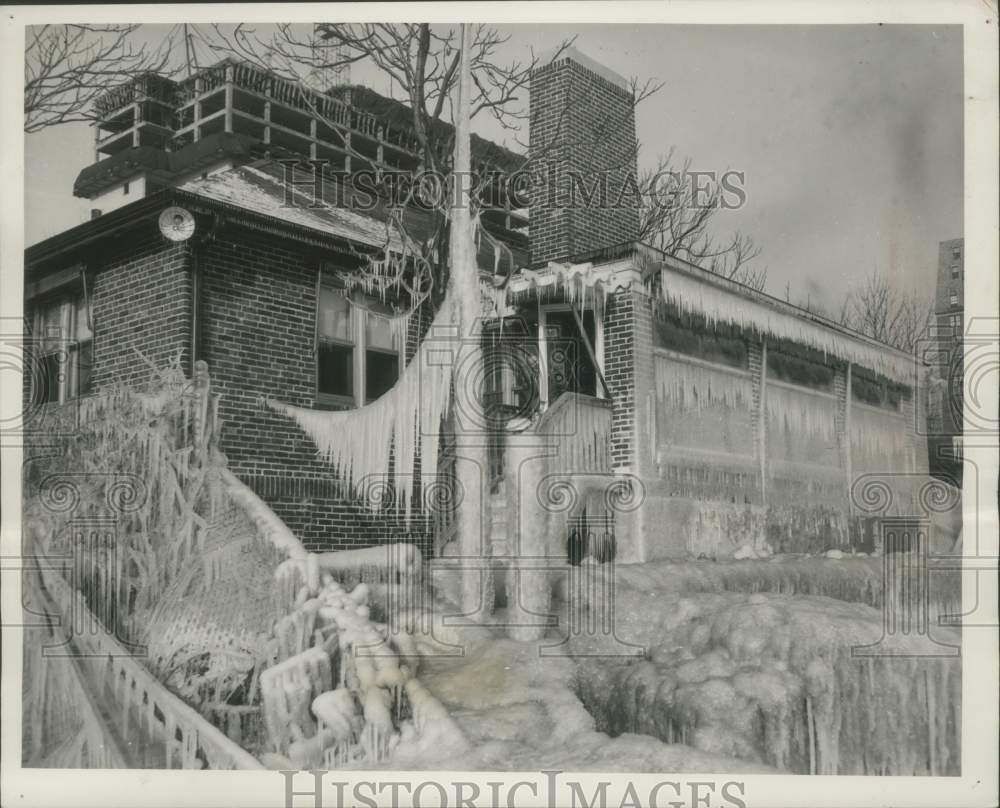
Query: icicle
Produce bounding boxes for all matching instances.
[267,297,455,525]
[660,270,914,383]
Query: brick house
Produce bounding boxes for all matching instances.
[24,49,928,564]
[925,237,964,483]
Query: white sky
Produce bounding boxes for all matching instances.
[23,23,963,312]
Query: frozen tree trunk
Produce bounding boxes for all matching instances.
[450,24,493,620]
[504,434,553,641]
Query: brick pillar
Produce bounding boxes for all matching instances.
[749,339,767,505]
[604,287,635,470]
[630,290,655,468]
[900,391,926,474]
[834,363,853,507]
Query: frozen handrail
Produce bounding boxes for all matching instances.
[36,562,264,770]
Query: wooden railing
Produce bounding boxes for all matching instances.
[172,59,420,153]
[24,570,131,768]
[31,552,264,769]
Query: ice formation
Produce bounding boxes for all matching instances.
[567,561,961,775]
[653,353,755,457]
[259,568,465,770]
[498,263,612,320]
[655,264,916,383]
[266,296,455,523]
[764,382,840,466]
[850,403,915,475]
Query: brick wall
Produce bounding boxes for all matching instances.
[27,224,433,554]
[197,229,432,554]
[529,54,639,266]
[91,226,192,389]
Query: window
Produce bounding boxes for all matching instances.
[767,348,834,391]
[317,287,354,402]
[950,264,960,279]
[316,284,400,407]
[951,246,961,260]
[949,290,960,308]
[122,182,130,195]
[852,369,905,411]
[653,309,747,369]
[34,292,93,404]
[364,314,399,403]
[950,313,962,335]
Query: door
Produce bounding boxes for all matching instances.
[539,307,601,406]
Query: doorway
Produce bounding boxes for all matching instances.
[538,305,604,408]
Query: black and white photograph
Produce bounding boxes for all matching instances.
[2,4,997,808]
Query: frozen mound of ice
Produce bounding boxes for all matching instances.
[598,556,960,628]
[259,572,468,770]
[571,585,961,775]
[384,638,773,772]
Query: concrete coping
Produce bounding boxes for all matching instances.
[535,46,630,92]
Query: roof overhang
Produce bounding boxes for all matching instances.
[496,241,916,384]
[25,186,395,282]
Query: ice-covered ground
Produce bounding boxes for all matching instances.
[378,555,960,774]
[563,558,962,775]
[384,627,774,772]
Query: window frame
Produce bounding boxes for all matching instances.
[537,302,605,410]
[33,289,93,405]
[315,270,402,409]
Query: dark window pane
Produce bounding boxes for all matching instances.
[653,311,748,368]
[77,340,93,397]
[318,342,353,398]
[767,349,834,391]
[545,310,597,399]
[366,350,398,402]
[42,352,61,404]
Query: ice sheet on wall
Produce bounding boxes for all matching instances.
[850,403,913,476]
[653,353,755,458]
[765,382,840,468]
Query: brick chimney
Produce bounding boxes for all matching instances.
[528,48,640,267]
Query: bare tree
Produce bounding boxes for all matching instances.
[24,24,173,133]
[205,24,662,310]
[639,148,766,291]
[838,268,931,353]
[204,24,663,618]
[204,23,554,311]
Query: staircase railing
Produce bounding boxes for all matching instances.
[32,560,264,769]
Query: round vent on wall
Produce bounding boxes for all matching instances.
[158,206,196,242]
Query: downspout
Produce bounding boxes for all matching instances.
[190,213,221,375]
[190,241,201,376]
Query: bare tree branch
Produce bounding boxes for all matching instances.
[24,24,175,133]
[639,150,766,291]
[839,267,932,353]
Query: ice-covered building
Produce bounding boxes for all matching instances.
[23,50,927,567]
